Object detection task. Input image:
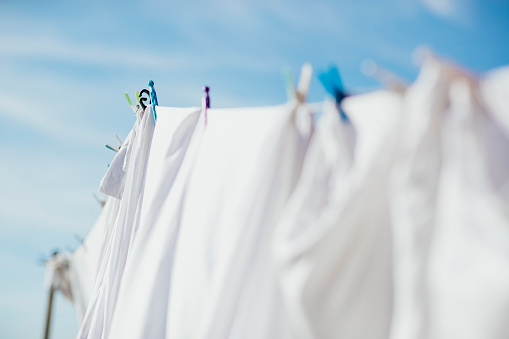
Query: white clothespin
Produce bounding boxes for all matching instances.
[282,63,313,104]
[106,134,123,153]
[283,63,314,133]
[296,63,313,103]
[361,59,407,93]
[412,45,476,82]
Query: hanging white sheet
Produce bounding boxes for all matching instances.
[108,106,203,339]
[166,103,312,339]
[77,106,155,339]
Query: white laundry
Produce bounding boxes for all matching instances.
[99,129,134,199]
[167,103,312,339]
[44,58,509,339]
[108,106,203,339]
[77,105,155,339]
[388,58,452,339]
[45,252,72,301]
[426,62,509,339]
[68,196,121,323]
[273,91,401,339]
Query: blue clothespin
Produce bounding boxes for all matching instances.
[318,66,349,122]
[148,80,158,121]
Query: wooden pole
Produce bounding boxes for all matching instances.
[43,285,55,339]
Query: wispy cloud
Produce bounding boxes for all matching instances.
[418,0,476,26]
[420,0,458,17]
[0,34,191,71]
[0,92,112,147]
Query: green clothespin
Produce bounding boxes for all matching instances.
[282,66,295,101]
[282,64,312,104]
[125,91,141,123]
[125,92,133,106]
[282,66,296,101]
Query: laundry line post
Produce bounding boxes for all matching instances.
[43,285,55,339]
[43,251,58,339]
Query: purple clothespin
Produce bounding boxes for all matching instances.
[203,86,210,108]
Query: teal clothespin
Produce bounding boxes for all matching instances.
[148,80,158,121]
[318,66,349,122]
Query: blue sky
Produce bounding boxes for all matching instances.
[0,0,508,338]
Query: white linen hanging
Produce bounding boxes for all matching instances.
[388,58,451,339]
[166,103,312,339]
[99,130,134,199]
[273,90,402,339]
[77,105,155,339]
[426,63,509,339]
[107,106,204,339]
[69,196,121,323]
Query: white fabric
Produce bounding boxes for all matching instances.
[426,62,509,339]
[274,92,401,339]
[69,197,121,323]
[77,106,155,339]
[45,253,72,300]
[166,103,312,339]
[99,130,134,199]
[108,106,203,339]
[56,60,509,339]
[388,58,451,339]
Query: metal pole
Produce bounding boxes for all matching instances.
[43,284,55,339]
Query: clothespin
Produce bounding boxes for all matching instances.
[115,134,123,146]
[138,89,151,110]
[38,250,60,266]
[105,134,123,153]
[105,145,119,153]
[318,66,349,121]
[282,64,314,133]
[202,86,210,125]
[135,91,141,105]
[148,80,158,121]
[296,63,313,104]
[203,86,210,109]
[92,193,106,208]
[360,59,407,93]
[282,66,296,101]
[282,63,313,104]
[125,92,142,123]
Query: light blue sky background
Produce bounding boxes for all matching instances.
[0,0,508,338]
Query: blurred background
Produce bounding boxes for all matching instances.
[0,0,508,338]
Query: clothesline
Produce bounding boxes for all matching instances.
[44,52,509,339]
